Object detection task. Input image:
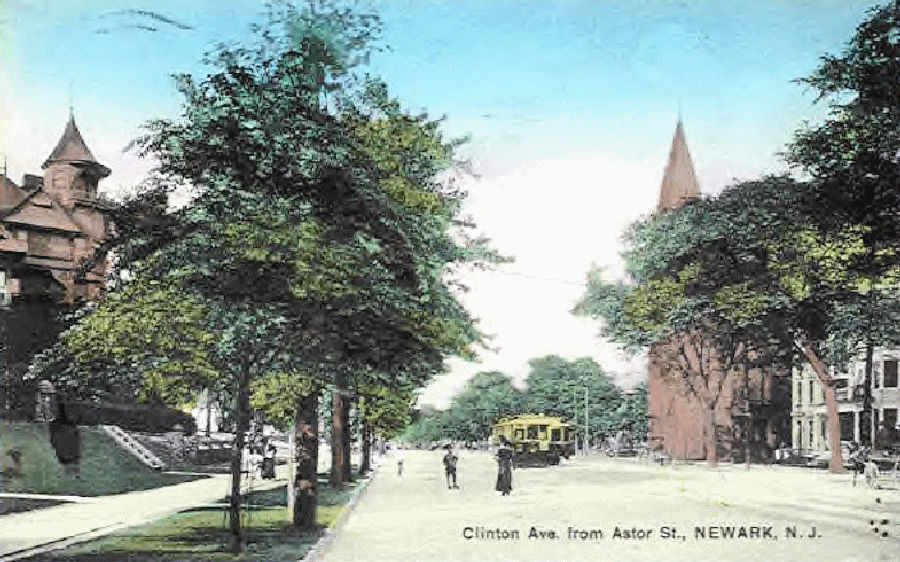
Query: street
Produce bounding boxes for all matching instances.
[322,450,898,561]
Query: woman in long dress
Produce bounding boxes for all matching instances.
[495,436,513,496]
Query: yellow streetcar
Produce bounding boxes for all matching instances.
[490,414,576,466]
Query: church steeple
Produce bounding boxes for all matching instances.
[657,119,700,213]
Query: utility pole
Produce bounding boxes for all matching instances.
[584,387,589,454]
[573,387,578,455]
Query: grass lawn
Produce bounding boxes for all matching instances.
[1,422,204,497]
[31,478,363,561]
[0,497,67,515]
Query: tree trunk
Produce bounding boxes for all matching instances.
[292,389,319,530]
[229,377,251,553]
[330,378,345,488]
[342,395,352,482]
[863,341,874,445]
[360,419,371,475]
[822,383,845,473]
[705,405,718,468]
[798,342,845,473]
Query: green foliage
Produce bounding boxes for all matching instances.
[250,372,316,431]
[575,4,899,470]
[31,1,499,413]
[521,356,624,440]
[403,357,641,444]
[359,383,416,439]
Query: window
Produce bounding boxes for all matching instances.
[809,381,815,404]
[884,409,898,430]
[538,425,548,438]
[0,270,8,307]
[527,426,538,440]
[551,429,561,441]
[884,360,898,388]
[28,232,52,256]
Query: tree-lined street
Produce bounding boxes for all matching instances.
[323,451,898,561]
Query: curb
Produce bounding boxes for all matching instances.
[302,462,381,562]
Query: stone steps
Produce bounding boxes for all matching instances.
[101,425,166,471]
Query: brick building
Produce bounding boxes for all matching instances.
[646,120,791,461]
[1,114,112,414]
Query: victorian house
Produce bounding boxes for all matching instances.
[1,114,112,414]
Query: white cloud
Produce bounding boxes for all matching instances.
[418,151,661,408]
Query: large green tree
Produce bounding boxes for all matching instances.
[575,2,899,473]
[29,0,497,550]
[521,356,623,447]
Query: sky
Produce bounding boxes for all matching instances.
[0,0,881,407]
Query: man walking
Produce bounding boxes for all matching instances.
[443,444,459,489]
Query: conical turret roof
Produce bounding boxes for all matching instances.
[43,115,101,168]
[657,120,700,212]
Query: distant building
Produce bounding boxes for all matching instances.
[646,119,791,461]
[792,349,900,452]
[1,114,112,415]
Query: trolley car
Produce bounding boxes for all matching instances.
[491,414,576,466]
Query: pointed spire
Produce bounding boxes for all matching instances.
[657,119,700,213]
[42,115,109,178]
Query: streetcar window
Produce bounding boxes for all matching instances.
[527,426,539,439]
[538,425,548,438]
[551,429,561,441]
[514,429,524,440]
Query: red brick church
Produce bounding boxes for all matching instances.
[647,120,791,461]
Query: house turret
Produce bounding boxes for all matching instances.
[41,114,110,210]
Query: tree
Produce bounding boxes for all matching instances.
[576,3,899,472]
[521,356,623,447]
[617,383,648,436]
[31,1,498,548]
[448,371,523,441]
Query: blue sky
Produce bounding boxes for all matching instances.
[0,0,876,180]
[0,1,884,405]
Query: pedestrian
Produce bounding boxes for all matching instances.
[443,444,459,489]
[262,442,277,479]
[496,436,513,496]
[395,446,405,476]
[48,396,81,476]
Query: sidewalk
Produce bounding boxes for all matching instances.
[0,467,288,560]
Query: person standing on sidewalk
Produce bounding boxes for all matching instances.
[394,446,405,476]
[496,436,513,496]
[443,444,459,489]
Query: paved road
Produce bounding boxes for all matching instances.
[0,468,288,560]
[323,450,899,561]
